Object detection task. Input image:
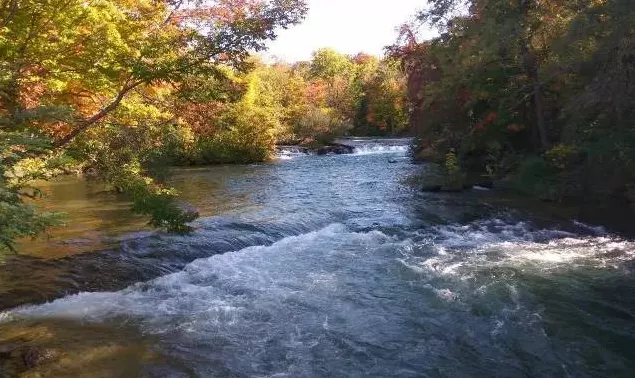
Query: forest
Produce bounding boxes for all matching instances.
[396,0,635,202]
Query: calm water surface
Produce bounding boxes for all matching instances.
[1,138,634,377]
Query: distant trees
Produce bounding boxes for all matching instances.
[396,0,635,202]
[165,49,409,164]
[262,48,409,143]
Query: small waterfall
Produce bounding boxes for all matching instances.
[276,146,309,159]
[340,137,411,155]
[351,144,410,155]
[275,138,411,159]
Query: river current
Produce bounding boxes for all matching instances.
[1,138,634,377]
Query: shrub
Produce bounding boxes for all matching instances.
[293,107,351,144]
[193,103,277,164]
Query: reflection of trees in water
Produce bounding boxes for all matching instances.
[19,177,146,257]
[0,255,69,309]
[169,165,272,217]
[17,165,273,257]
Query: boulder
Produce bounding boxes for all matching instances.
[331,143,355,154]
[421,172,470,193]
[312,143,354,155]
[415,147,440,161]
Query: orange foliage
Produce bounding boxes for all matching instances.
[304,80,328,105]
[173,0,266,24]
[475,111,497,132]
[177,102,227,135]
[352,53,375,65]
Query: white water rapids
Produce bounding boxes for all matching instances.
[1,139,634,377]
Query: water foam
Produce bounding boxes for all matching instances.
[276,146,308,160]
[8,220,631,326]
[275,139,411,159]
[399,220,635,281]
[352,145,410,155]
[3,224,392,323]
[4,218,633,377]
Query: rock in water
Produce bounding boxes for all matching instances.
[314,143,354,155]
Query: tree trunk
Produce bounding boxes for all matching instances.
[519,0,548,150]
[532,76,548,150]
[520,47,549,150]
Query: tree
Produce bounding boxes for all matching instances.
[0,0,308,251]
[399,0,635,203]
[309,48,355,83]
[354,58,408,136]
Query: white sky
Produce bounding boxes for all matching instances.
[264,0,434,62]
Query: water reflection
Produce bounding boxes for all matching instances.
[15,164,270,258]
[16,177,146,258]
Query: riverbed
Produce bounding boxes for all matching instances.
[1,139,634,377]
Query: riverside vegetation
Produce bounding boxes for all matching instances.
[393,0,635,204]
[0,0,408,251]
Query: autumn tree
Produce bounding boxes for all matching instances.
[0,0,308,251]
[400,0,635,202]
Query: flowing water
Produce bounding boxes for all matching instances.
[1,138,634,377]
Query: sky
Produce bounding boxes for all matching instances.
[264,0,434,62]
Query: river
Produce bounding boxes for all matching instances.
[1,138,634,377]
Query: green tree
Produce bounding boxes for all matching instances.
[401,0,635,202]
[0,0,308,251]
[309,48,355,82]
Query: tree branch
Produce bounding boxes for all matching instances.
[53,79,145,148]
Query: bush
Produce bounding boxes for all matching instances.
[293,107,351,144]
[192,103,277,164]
[578,130,635,200]
[545,144,582,170]
[514,155,584,201]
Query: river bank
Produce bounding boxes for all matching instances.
[414,148,635,222]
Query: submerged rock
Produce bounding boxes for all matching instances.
[318,143,355,155]
[21,346,59,369]
[421,184,443,192]
[22,347,40,369]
